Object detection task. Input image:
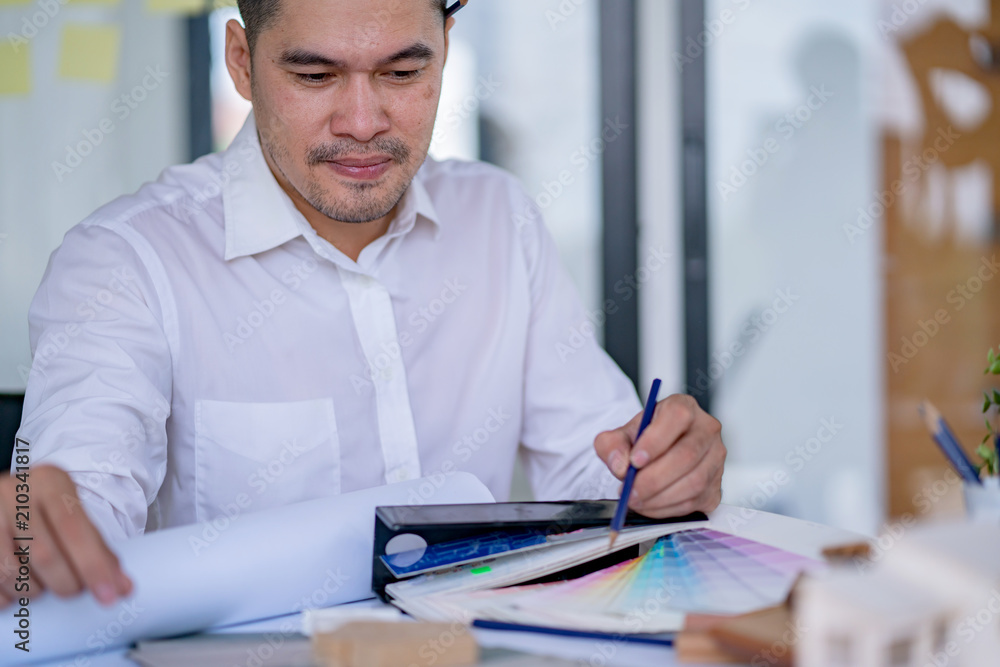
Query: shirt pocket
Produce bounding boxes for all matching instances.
[194,398,341,522]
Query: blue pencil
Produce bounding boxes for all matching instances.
[445,0,466,18]
[609,378,662,548]
[472,619,674,647]
[918,401,982,485]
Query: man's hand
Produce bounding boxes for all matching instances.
[595,394,726,518]
[0,465,132,607]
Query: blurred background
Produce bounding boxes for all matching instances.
[1,0,997,536]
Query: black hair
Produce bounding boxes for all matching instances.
[236,0,449,54]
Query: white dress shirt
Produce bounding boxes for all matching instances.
[16,114,642,542]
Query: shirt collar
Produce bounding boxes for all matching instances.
[222,113,442,263]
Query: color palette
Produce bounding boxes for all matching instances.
[413,528,825,634]
[639,528,821,614]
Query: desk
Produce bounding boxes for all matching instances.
[33,505,860,667]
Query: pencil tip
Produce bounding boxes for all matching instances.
[608,532,618,550]
[919,400,941,427]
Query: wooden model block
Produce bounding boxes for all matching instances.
[313,621,479,667]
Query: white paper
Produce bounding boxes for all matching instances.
[0,473,494,666]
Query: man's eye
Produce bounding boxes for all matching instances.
[297,73,331,84]
[388,70,420,81]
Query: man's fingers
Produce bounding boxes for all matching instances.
[638,465,724,518]
[41,485,129,605]
[0,484,44,602]
[25,502,85,598]
[117,568,134,598]
[630,426,715,503]
[596,395,708,479]
[630,395,700,468]
[632,442,726,515]
[594,428,633,479]
[0,466,130,607]
[0,537,27,603]
[597,393,725,518]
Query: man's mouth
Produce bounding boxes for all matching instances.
[324,156,393,181]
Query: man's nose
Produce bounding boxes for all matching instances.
[330,75,391,143]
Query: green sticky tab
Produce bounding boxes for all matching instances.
[470,566,491,575]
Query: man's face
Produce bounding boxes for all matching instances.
[244,0,446,224]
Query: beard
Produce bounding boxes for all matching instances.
[263,133,415,224]
[303,137,413,223]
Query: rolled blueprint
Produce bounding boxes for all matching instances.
[0,472,494,666]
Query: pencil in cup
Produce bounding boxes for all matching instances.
[918,400,982,485]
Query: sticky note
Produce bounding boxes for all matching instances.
[146,0,207,13]
[0,0,31,5]
[59,24,121,84]
[65,0,121,5]
[470,566,491,575]
[0,41,31,95]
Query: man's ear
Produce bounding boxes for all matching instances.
[225,19,253,102]
[443,18,453,67]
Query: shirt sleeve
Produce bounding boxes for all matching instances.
[14,222,172,542]
[511,186,643,501]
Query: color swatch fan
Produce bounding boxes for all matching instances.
[399,528,825,634]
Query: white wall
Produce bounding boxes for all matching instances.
[0,3,187,392]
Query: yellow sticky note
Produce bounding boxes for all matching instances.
[146,0,207,13]
[0,41,30,95]
[59,24,121,84]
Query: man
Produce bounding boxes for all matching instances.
[0,0,725,609]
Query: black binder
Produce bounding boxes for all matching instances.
[372,500,707,600]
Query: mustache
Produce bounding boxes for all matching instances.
[307,138,411,165]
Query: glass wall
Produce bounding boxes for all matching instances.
[0,3,187,393]
[706,0,884,533]
[705,0,1000,532]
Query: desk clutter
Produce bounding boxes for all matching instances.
[369,502,1000,666]
[30,493,1000,667]
[372,501,826,652]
